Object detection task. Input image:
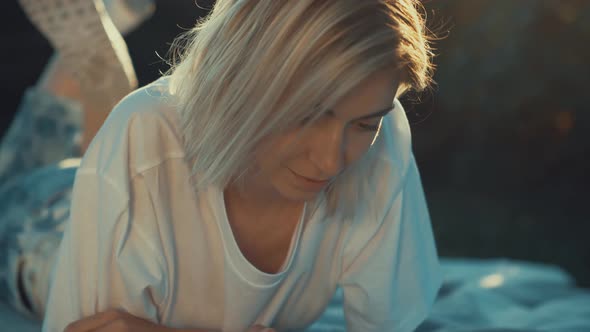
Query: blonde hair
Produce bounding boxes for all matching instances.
[168,0,434,219]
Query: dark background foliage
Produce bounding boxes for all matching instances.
[1,1,588,286]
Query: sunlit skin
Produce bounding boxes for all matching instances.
[229,69,400,211]
[221,70,400,273]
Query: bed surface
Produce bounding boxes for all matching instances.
[2,258,589,332]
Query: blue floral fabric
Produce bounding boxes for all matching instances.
[0,87,82,316]
[0,87,82,184]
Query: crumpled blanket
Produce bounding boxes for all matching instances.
[307,258,590,332]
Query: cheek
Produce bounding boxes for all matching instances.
[344,133,376,164]
[255,131,302,169]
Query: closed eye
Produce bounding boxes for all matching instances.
[354,118,382,131]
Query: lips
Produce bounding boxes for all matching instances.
[300,174,329,183]
[289,168,329,183]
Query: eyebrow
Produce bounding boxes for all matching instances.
[326,105,396,121]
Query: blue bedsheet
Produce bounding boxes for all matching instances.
[307,258,590,332]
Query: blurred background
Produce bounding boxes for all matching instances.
[1,0,588,291]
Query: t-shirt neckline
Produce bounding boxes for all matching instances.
[209,185,309,288]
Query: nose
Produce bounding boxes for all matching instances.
[309,123,345,179]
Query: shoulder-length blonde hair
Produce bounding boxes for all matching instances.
[168,0,434,219]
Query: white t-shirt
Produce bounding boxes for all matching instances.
[42,77,442,332]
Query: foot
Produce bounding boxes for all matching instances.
[18,0,138,110]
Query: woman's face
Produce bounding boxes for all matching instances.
[251,70,400,204]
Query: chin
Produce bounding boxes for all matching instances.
[266,170,326,204]
[273,184,322,203]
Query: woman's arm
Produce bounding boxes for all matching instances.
[338,156,442,332]
[42,172,168,332]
